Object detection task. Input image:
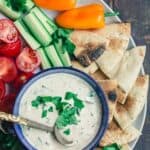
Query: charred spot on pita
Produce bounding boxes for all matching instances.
[77,54,91,67]
[88,46,105,61]
[77,45,105,66]
[108,90,117,101]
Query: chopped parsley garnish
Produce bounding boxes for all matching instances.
[52,27,75,55]
[65,92,76,100]
[31,92,85,129]
[42,110,47,118]
[74,98,84,110]
[51,97,62,110]
[63,129,71,135]
[104,11,120,17]
[6,0,27,12]
[31,100,40,108]
[102,143,121,150]
[65,91,85,110]
[56,107,79,129]
[48,106,53,112]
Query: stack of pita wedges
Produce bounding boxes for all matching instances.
[70,23,149,149]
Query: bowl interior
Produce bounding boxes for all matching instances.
[13,67,109,150]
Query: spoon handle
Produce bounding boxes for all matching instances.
[0,112,27,125]
[0,112,53,132]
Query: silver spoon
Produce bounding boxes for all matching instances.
[0,112,73,146]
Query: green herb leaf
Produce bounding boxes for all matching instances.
[104,11,120,17]
[102,143,121,150]
[74,98,85,110]
[51,96,62,110]
[57,28,73,38]
[48,106,53,112]
[42,96,52,103]
[31,100,40,108]
[56,107,78,129]
[63,39,76,55]
[63,129,71,135]
[42,110,47,118]
[65,92,76,100]
[6,0,27,12]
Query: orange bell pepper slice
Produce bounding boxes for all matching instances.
[34,0,77,11]
[56,4,105,29]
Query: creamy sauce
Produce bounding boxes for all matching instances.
[19,73,102,150]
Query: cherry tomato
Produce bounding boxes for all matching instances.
[0,93,16,113]
[0,79,6,100]
[0,19,18,43]
[0,38,21,57]
[13,72,34,90]
[16,47,41,72]
[0,57,18,83]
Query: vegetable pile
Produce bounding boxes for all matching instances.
[0,0,120,149]
[0,18,39,113]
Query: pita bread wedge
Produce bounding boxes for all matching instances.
[95,23,131,78]
[70,23,130,68]
[114,103,133,129]
[100,120,141,147]
[95,144,131,150]
[121,144,131,150]
[72,61,98,74]
[113,46,146,104]
[91,71,126,104]
[125,75,149,120]
[93,23,131,38]
[97,80,118,123]
[91,70,107,80]
[70,31,108,67]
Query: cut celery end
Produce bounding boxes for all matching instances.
[23,12,52,46]
[45,45,63,67]
[15,19,41,50]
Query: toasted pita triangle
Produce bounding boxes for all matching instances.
[96,48,126,78]
[125,75,149,120]
[93,23,131,38]
[95,23,131,78]
[100,120,141,146]
[72,61,98,74]
[114,103,133,129]
[91,70,107,80]
[70,23,130,69]
[96,80,118,123]
[70,30,108,56]
[113,46,146,104]
[121,144,131,150]
[95,144,131,150]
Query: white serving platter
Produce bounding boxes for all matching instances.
[0,0,147,149]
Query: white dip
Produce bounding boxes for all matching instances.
[19,73,102,150]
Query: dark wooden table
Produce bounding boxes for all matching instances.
[104,0,150,149]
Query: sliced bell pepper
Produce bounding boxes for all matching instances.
[56,4,105,29]
[34,0,77,11]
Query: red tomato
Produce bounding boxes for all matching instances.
[0,93,16,113]
[0,38,21,57]
[0,19,18,43]
[13,72,34,90]
[0,79,6,100]
[16,47,41,72]
[0,57,18,83]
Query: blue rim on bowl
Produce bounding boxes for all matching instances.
[13,67,109,150]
